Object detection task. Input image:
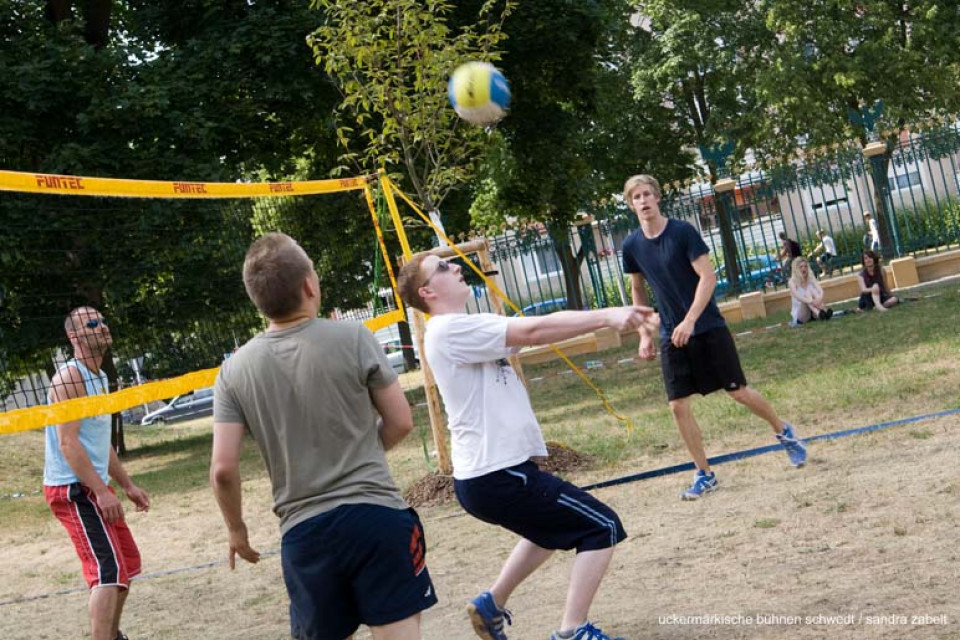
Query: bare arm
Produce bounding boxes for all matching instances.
[630,273,658,360]
[789,280,813,304]
[108,447,150,512]
[370,381,414,451]
[671,254,716,348]
[50,368,125,523]
[505,306,654,348]
[210,421,260,568]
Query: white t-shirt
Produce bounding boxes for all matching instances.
[821,235,837,255]
[425,313,548,480]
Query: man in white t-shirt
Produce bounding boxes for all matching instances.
[864,213,881,251]
[813,229,838,276]
[398,254,655,640]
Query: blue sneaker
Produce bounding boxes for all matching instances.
[777,423,807,467]
[681,469,718,500]
[550,621,626,640]
[467,591,512,640]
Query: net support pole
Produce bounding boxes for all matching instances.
[409,306,452,476]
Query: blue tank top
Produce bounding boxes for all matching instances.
[43,360,112,486]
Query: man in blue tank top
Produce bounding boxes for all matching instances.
[44,306,150,640]
[621,175,807,500]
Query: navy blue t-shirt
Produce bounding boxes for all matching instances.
[622,218,727,340]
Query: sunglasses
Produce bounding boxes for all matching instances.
[84,318,109,329]
[422,259,451,286]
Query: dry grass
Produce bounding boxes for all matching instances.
[1,285,959,639]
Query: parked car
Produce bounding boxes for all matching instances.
[381,339,419,373]
[513,297,568,316]
[140,387,214,426]
[714,254,785,298]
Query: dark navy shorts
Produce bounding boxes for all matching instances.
[280,504,437,640]
[661,326,748,401]
[454,461,626,552]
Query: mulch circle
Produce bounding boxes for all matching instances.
[403,441,593,508]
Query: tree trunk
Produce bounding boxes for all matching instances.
[552,233,585,311]
[100,348,125,456]
[868,151,897,259]
[715,191,741,293]
[45,0,112,49]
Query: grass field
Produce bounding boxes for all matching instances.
[1,283,958,639]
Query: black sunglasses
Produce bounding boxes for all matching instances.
[422,259,451,286]
[85,318,108,329]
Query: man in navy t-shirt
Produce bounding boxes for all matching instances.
[621,174,808,500]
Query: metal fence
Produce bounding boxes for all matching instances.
[468,123,960,312]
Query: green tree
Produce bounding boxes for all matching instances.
[471,0,691,309]
[307,0,512,223]
[754,0,960,255]
[628,0,769,289]
[0,1,378,449]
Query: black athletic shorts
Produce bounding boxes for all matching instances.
[454,461,626,552]
[660,326,748,401]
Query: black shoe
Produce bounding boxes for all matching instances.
[116,632,129,640]
[825,308,834,319]
[818,309,828,320]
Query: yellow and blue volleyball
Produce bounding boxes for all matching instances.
[448,62,511,126]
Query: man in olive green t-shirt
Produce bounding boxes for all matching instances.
[211,232,437,640]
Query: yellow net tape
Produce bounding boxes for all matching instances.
[0,170,370,199]
[380,176,636,433]
[0,171,415,435]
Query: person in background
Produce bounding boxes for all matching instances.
[788,257,832,326]
[857,250,899,312]
[811,229,837,277]
[778,231,803,278]
[863,213,881,252]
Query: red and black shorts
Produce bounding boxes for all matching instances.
[45,483,142,589]
[660,326,748,401]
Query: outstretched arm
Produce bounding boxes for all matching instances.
[630,273,658,360]
[505,306,655,348]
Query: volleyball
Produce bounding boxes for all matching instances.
[447,62,511,126]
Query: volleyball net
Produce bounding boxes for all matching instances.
[0,170,414,435]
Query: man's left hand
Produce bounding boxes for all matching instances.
[124,484,151,512]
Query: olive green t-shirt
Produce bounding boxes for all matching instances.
[214,319,407,534]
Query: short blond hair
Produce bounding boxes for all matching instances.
[242,233,313,319]
[622,174,662,211]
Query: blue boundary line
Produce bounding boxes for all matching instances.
[4,407,957,608]
[581,407,960,491]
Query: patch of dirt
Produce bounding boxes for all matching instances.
[404,441,592,508]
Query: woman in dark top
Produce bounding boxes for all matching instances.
[857,250,899,311]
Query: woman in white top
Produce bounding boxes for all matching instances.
[789,256,832,325]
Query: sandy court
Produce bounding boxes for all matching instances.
[2,413,959,639]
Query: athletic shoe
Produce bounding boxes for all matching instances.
[467,591,512,640]
[550,621,626,640]
[777,423,807,467]
[680,469,718,500]
[116,633,129,640]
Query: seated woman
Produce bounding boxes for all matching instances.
[789,256,832,325]
[858,250,899,312]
